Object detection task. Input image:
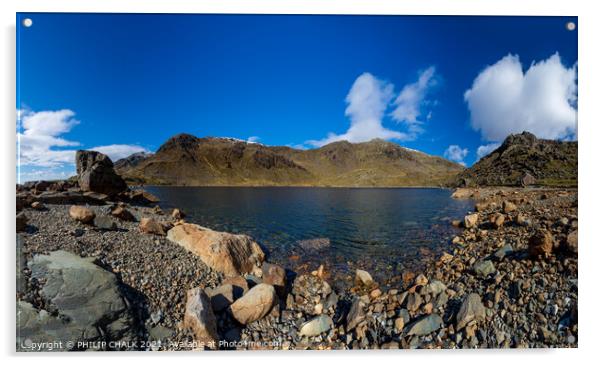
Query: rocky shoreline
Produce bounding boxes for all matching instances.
[16,151,578,350]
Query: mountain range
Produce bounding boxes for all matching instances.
[114,132,577,188]
[114,134,463,187]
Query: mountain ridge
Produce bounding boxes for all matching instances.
[454,132,577,187]
[115,134,464,187]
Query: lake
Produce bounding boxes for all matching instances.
[146,186,473,287]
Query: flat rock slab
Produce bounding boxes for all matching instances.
[17,250,136,351]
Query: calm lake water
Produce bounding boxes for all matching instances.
[146,186,473,287]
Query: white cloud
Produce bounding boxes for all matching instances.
[464,53,577,142]
[18,109,81,167]
[247,136,260,143]
[306,73,403,147]
[306,70,437,148]
[89,144,150,162]
[444,145,469,166]
[17,108,149,179]
[476,142,501,159]
[391,66,437,127]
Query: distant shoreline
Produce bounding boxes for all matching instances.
[137,184,451,190]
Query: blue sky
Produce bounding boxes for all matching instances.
[16,14,577,181]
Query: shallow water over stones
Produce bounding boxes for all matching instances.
[147,187,474,288]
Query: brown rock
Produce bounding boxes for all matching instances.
[565,230,578,254]
[414,274,428,286]
[528,229,554,258]
[69,205,96,223]
[166,223,265,277]
[222,276,250,296]
[490,213,505,229]
[171,208,185,220]
[16,212,28,232]
[206,284,236,312]
[262,263,286,295]
[502,200,517,213]
[30,201,45,210]
[139,217,168,236]
[355,269,374,287]
[111,206,136,221]
[229,283,277,324]
[183,287,218,347]
[464,213,479,228]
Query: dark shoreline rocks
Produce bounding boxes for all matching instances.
[16,184,577,350]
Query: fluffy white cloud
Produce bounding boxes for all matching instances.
[247,136,260,143]
[391,66,437,126]
[444,145,469,166]
[307,73,403,147]
[306,70,437,147]
[476,142,501,159]
[17,108,149,179]
[464,53,577,142]
[18,109,81,167]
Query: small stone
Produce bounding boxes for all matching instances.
[355,269,373,287]
[69,205,96,223]
[490,213,505,229]
[405,314,443,336]
[139,217,167,236]
[456,293,486,330]
[299,314,333,337]
[31,201,45,210]
[394,317,405,333]
[565,230,578,255]
[262,263,286,295]
[414,274,428,286]
[473,260,496,277]
[171,208,185,220]
[493,244,513,261]
[528,230,554,258]
[93,215,117,230]
[346,297,365,331]
[502,201,517,213]
[464,213,479,228]
[111,206,136,221]
[370,288,382,299]
[16,212,28,232]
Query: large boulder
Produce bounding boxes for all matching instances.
[166,223,265,277]
[183,287,218,347]
[76,150,127,196]
[17,251,137,351]
[229,283,277,324]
